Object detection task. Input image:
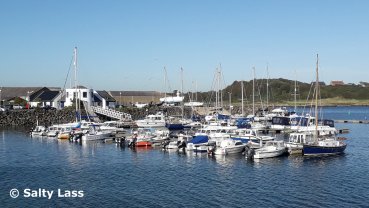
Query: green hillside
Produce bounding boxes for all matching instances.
[190,78,369,106]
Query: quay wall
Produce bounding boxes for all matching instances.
[0,106,252,127]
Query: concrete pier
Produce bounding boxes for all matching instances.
[335,120,369,124]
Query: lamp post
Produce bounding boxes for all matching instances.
[27,91,33,109]
[0,88,2,106]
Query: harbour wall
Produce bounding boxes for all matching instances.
[0,108,77,127]
[0,106,253,127]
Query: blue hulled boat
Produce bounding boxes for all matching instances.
[303,139,347,156]
[302,54,347,156]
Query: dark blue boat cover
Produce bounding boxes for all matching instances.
[190,135,209,144]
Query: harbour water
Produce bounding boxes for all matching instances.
[1,106,369,207]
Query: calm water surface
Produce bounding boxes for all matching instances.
[1,106,369,207]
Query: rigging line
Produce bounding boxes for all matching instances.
[62,55,74,93]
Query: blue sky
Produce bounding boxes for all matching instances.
[1,0,368,92]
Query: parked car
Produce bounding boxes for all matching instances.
[12,104,23,109]
[41,105,56,110]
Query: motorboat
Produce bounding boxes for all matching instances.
[136,112,166,128]
[251,140,287,159]
[30,126,47,137]
[58,126,73,140]
[81,125,111,141]
[209,139,246,155]
[186,135,215,153]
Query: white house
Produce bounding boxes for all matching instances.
[64,87,94,108]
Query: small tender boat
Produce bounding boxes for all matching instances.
[252,140,287,159]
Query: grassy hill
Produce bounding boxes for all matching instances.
[189,78,369,106]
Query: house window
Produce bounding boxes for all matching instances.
[83,92,87,98]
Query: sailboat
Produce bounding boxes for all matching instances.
[302,54,347,156]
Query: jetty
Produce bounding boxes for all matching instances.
[335,120,369,124]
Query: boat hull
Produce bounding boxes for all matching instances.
[303,144,346,156]
[253,148,286,159]
[213,145,246,155]
[135,141,152,147]
[58,133,71,140]
[136,122,166,128]
[82,133,111,141]
[165,123,184,130]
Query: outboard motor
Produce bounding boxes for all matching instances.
[116,137,126,147]
[245,146,255,160]
[178,140,187,151]
[207,145,216,155]
[161,140,170,149]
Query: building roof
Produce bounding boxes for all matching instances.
[0,87,44,101]
[330,80,345,86]
[96,90,116,102]
[31,91,61,102]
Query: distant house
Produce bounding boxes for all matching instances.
[63,87,117,109]
[29,88,64,108]
[0,87,44,105]
[330,80,345,86]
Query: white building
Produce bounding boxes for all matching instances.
[64,87,94,108]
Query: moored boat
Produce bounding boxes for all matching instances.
[302,54,347,156]
[251,140,287,159]
[136,112,166,128]
[209,139,246,155]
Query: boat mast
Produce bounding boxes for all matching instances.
[266,65,269,110]
[181,67,184,119]
[164,67,167,100]
[195,81,198,101]
[73,47,79,122]
[315,54,319,141]
[252,67,255,116]
[241,80,244,116]
[219,64,223,113]
[294,70,297,112]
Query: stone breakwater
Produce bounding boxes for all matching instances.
[0,108,77,127]
[0,107,195,127]
[0,106,254,127]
